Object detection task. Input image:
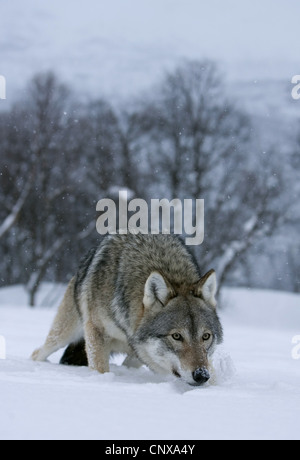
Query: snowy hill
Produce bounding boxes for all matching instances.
[0,1,299,106]
[0,284,299,440]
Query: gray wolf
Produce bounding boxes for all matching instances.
[31,234,223,386]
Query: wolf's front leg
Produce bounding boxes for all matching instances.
[84,320,110,373]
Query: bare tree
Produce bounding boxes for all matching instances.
[139,60,285,290]
[0,180,31,239]
[77,99,121,194]
[0,108,33,241]
[7,72,85,305]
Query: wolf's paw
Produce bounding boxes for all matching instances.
[31,348,44,361]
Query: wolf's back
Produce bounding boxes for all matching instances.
[75,234,201,311]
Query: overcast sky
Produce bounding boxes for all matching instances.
[0,0,299,101]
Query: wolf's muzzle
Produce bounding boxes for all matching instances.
[192,367,210,385]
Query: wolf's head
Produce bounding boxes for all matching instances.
[134,270,223,386]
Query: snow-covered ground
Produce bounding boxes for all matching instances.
[0,284,299,440]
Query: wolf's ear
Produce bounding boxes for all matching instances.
[143,272,174,309]
[195,269,217,308]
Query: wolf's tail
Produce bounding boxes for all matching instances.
[60,339,88,367]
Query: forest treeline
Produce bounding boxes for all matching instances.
[0,60,298,305]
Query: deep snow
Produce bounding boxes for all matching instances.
[0,284,299,440]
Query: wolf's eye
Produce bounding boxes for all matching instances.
[172,333,183,341]
[202,333,211,341]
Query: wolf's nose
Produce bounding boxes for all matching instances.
[192,367,210,385]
